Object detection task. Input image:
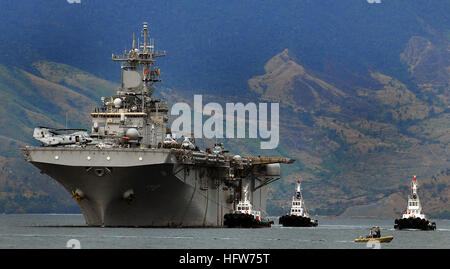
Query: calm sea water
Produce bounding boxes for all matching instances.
[0,214,448,249]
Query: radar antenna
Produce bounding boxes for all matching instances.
[111,22,166,101]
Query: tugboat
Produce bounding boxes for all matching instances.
[355,226,393,243]
[394,176,436,230]
[224,186,273,228]
[279,180,318,227]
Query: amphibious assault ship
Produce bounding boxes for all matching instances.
[21,22,294,227]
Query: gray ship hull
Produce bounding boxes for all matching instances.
[23,147,268,227]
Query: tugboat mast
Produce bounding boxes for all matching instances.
[402,175,424,219]
[292,180,308,217]
[411,175,418,198]
[296,180,301,200]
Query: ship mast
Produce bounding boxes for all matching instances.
[243,184,249,202]
[296,180,302,200]
[291,180,308,217]
[112,22,166,106]
[403,175,424,219]
[411,175,418,198]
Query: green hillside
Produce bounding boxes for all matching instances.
[0,62,117,213]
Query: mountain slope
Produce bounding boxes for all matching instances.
[248,49,346,113]
[0,62,117,213]
[248,45,449,218]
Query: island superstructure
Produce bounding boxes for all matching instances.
[22,22,294,227]
[394,176,436,230]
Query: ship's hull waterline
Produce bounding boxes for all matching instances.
[279,215,318,227]
[394,217,436,231]
[23,147,269,227]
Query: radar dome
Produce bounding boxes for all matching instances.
[125,128,140,140]
[233,155,242,161]
[113,98,122,108]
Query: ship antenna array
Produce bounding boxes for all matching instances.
[111,22,166,98]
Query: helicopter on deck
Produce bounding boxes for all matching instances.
[33,127,92,146]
